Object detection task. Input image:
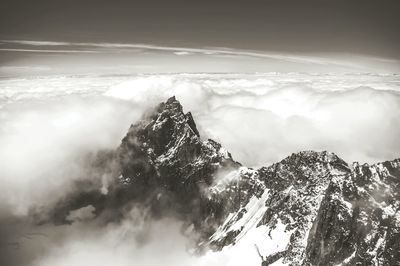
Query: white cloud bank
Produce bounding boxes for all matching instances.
[0,72,399,211]
[104,73,400,166]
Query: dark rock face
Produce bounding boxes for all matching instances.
[47,97,400,265]
[114,96,239,236]
[209,152,399,265]
[303,160,400,266]
[208,151,353,263]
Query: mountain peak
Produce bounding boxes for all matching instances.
[115,96,238,230]
[166,95,177,103]
[156,95,183,116]
[283,150,346,165]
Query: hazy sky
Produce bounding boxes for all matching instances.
[0,0,399,75]
[1,0,399,56]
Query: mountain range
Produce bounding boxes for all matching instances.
[46,96,400,266]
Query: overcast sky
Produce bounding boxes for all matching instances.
[0,0,399,75]
[1,0,399,54]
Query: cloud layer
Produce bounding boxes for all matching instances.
[104,73,400,166]
[0,72,399,265]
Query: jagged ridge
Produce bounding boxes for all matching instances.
[48,97,400,266]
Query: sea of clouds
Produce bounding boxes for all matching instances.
[0,72,399,265]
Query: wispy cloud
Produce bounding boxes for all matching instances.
[0,48,99,53]
[1,40,71,46]
[3,39,400,73]
[0,39,354,66]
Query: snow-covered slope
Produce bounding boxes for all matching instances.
[207,151,351,265]
[207,153,400,265]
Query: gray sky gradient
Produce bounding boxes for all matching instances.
[0,0,399,76]
[1,0,399,56]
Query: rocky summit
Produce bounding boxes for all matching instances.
[49,97,400,265]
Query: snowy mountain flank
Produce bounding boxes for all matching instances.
[48,97,400,266]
